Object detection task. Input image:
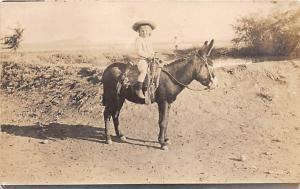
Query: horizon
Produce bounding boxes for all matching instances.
[4,39,232,52]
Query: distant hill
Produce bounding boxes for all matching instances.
[1,37,232,52]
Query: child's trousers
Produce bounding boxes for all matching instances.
[137,59,148,82]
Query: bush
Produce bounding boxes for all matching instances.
[232,7,300,57]
[1,27,24,51]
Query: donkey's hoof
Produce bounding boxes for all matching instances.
[106,139,113,145]
[165,139,171,145]
[161,145,169,151]
[120,136,127,142]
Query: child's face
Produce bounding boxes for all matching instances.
[138,25,152,38]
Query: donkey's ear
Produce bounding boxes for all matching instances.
[198,40,208,56]
[198,40,209,56]
[202,41,208,49]
[206,39,214,56]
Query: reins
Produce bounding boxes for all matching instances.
[161,69,208,91]
[161,55,214,91]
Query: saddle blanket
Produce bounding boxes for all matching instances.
[117,60,163,104]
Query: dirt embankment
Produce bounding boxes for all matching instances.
[1,61,103,125]
[0,53,300,183]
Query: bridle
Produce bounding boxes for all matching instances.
[200,55,215,82]
[161,53,215,91]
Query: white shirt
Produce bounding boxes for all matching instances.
[135,36,154,59]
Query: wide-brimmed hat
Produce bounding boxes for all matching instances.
[132,20,156,32]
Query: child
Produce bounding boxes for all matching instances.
[132,20,156,99]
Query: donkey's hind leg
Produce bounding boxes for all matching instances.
[112,97,127,142]
[104,106,113,144]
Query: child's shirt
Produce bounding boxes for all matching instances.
[135,36,154,59]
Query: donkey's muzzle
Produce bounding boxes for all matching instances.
[208,76,218,89]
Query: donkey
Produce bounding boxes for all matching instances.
[101,39,216,150]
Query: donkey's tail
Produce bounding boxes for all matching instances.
[99,78,106,106]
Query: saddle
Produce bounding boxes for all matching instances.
[117,57,164,104]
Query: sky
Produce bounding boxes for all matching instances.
[0,1,298,46]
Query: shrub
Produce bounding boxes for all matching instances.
[232,7,300,57]
[1,27,24,51]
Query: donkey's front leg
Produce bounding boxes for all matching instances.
[158,101,171,150]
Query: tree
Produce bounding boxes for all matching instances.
[1,27,24,51]
[232,8,300,57]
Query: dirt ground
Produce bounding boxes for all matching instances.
[0,51,300,184]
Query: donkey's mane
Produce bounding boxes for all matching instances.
[165,49,198,69]
[166,58,187,66]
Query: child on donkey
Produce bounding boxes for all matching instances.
[132,20,156,99]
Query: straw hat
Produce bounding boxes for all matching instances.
[132,20,156,32]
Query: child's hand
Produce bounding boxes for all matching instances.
[146,57,153,62]
[154,53,164,61]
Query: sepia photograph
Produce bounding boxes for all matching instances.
[0,0,300,185]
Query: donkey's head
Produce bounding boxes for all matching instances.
[192,39,217,89]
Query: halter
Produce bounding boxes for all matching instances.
[161,54,215,91]
[200,55,215,82]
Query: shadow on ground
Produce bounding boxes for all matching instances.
[1,123,160,149]
[1,123,106,143]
